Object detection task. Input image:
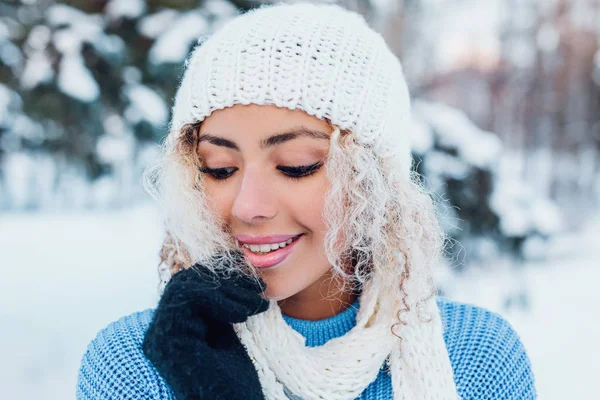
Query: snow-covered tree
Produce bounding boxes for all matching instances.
[411,100,563,269]
[0,0,239,208]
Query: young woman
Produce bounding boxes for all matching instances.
[77,3,535,399]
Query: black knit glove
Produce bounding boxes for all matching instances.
[142,252,269,400]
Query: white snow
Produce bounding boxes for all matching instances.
[102,113,127,136]
[125,84,168,126]
[0,20,9,40]
[96,133,134,164]
[19,51,53,90]
[0,83,20,126]
[202,0,239,18]
[0,83,11,104]
[46,4,89,27]
[50,21,104,56]
[137,9,179,39]
[489,175,563,237]
[537,23,560,53]
[413,101,503,169]
[52,28,82,54]
[506,37,536,69]
[593,50,600,86]
[536,0,559,15]
[57,55,100,103]
[12,114,44,142]
[45,4,106,56]
[510,2,537,30]
[498,206,531,237]
[424,151,470,180]
[0,205,163,399]
[1,205,597,399]
[441,213,600,400]
[2,152,34,208]
[93,33,125,58]
[0,40,22,68]
[529,197,563,236]
[122,66,142,83]
[409,116,434,154]
[569,0,597,30]
[490,173,564,237]
[105,0,147,21]
[24,25,51,51]
[149,11,209,65]
[52,24,120,59]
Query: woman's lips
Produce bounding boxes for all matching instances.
[240,235,302,269]
[235,233,298,245]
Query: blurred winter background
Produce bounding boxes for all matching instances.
[0,0,598,398]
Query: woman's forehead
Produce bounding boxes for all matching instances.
[199,104,331,138]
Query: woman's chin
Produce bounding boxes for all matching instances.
[261,282,303,302]
[262,289,292,302]
[267,295,287,302]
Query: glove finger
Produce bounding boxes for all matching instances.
[219,289,270,322]
[187,254,268,310]
[217,271,269,318]
[195,250,266,292]
[163,266,268,323]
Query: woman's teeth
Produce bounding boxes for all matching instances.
[242,238,294,254]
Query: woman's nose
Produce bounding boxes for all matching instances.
[231,166,277,224]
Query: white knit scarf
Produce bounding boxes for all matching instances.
[234,276,460,400]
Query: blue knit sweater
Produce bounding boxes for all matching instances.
[77,298,536,399]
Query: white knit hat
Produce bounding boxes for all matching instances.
[168,1,413,179]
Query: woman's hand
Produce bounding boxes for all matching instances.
[142,251,269,400]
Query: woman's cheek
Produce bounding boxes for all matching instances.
[204,183,234,220]
[300,178,329,229]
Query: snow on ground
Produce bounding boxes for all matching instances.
[1,204,597,399]
[0,205,163,400]
[442,216,600,400]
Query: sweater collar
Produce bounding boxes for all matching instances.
[281,298,360,347]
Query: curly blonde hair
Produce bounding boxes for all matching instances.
[144,118,446,324]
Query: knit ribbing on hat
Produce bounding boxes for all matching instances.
[168,2,413,179]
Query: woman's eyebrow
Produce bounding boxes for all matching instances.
[197,134,239,150]
[198,126,329,151]
[260,127,329,149]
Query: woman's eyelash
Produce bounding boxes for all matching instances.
[277,162,323,179]
[199,167,237,180]
[199,162,323,181]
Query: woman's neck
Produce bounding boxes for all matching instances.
[277,269,358,320]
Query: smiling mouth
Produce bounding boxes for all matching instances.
[238,234,303,254]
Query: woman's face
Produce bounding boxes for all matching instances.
[198,104,350,316]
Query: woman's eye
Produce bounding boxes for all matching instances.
[277,162,323,179]
[199,167,237,180]
[199,163,323,181]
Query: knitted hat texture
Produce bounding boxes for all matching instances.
[168,2,413,178]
